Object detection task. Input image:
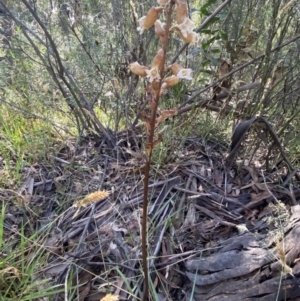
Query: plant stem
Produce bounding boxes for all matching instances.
[141,2,175,300]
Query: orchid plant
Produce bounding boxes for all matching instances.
[129,0,198,155]
[128,1,198,299]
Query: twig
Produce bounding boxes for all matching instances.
[50,156,71,165]
[178,33,300,110]
[0,0,114,144]
[282,168,300,187]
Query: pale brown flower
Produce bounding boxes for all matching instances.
[171,26,199,45]
[158,75,178,96]
[129,62,148,77]
[146,67,161,83]
[167,63,193,80]
[167,62,182,76]
[176,18,195,38]
[175,0,188,24]
[155,20,167,45]
[177,68,193,80]
[146,48,165,83]
[137,6,164,34]
[164,75,180,86]
[151,48,165,70]
[146,48,165,82]
[158,0,169,5]
[159,82,169,95]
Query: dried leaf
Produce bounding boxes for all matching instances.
[44,261,69,276]
[74,190,109,208]
[156,108,177,127]
[276,240,294,276]
[243,166,259,182]
[77,272,92,301]
[218,60,231,78]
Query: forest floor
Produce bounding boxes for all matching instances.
[1,127,300,301]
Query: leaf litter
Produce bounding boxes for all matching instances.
[1,124,300,300]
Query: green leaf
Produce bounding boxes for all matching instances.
[201,0,218,10]
[209,16,220,24]
[201,29,219,35]
[201,29,213,34]
[211,48,221,53]
[200,7,211,16]
[198,69,214,75]
[210,58,219,66]
[219,30,228,41]
[200,0,219,16]
[201,41,210,50]
[201,60,211,67]
[0,202,5,248]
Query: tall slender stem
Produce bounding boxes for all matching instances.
[141,2,175,300]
